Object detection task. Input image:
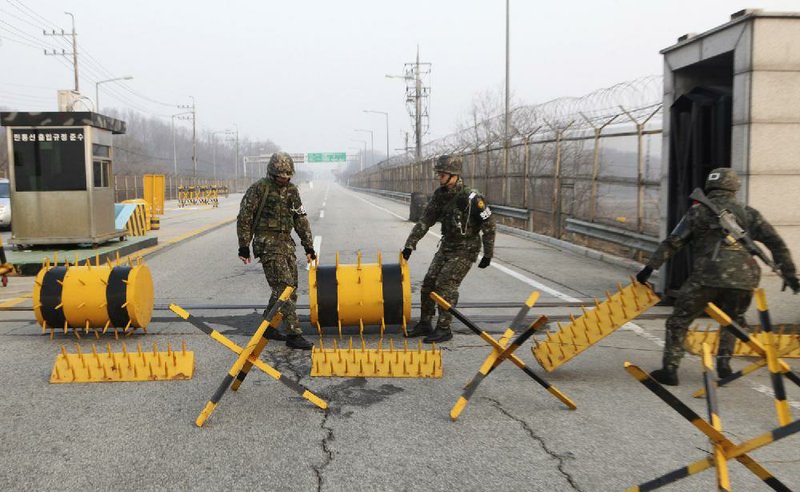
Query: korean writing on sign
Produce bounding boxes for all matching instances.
[12,129,85,144]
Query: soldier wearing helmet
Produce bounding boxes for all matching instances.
[401,154,496,343]
[636,167,799,385]
[237,151,316,349]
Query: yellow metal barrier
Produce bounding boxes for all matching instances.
[143,174,165,215]
[33,255,154,338]
[311,337,441,378]
[309,251,411,336]
[531,281,659,372]
[121,199,150,236]
[50,341,193,383]
[685,328,800,358]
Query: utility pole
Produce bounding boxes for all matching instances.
[43,12,80,93]
[178,97,197,178]
[386,47,430,163]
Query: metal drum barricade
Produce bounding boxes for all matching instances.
[309,252,411,336]
[33,256,154,337]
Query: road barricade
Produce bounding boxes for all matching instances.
[309,252,411,336]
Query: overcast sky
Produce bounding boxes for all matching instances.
[1,0,798,157]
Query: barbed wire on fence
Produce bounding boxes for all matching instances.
[373,75,663,170]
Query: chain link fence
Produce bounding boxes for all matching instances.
[349,76,664,257]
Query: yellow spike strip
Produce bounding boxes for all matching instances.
[310,341,442,378]
[50,342,195,383]
[683,331,800,358]
[532,281,659,372]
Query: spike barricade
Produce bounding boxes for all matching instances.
[430,291,577,417]
[692,299,800,400]
[309,251,411,337]
[50,341,194,383]
[169,287,327,427]
[33,254,153,339]
[531,281,659,372]
[310,338,441,378]
[450,291,568,421]
[624,353,799,491]
[684,328,800,358]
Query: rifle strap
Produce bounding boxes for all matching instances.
[250,178,271,244]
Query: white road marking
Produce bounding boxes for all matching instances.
[490,261,580,302]
[349,187,797,407]
[319,210,325,219]
[307,235,322,271]
[322,201,326,207]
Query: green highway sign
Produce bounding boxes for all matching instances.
[307,152,346,163]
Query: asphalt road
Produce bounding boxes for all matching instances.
[0,180,798,491]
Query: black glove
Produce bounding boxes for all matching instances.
[478,257,491,269]
[401,248,412,260]
[305,248,317,260]
[636,266,653,284]
[238,246,250,259]
[786,276,800,294]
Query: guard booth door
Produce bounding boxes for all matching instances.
[664,86,732,297]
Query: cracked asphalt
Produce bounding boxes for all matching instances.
[0,182,798,491]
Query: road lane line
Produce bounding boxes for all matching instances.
[319,210,325,219]
[490,261,580,302]
[348,187,796,407]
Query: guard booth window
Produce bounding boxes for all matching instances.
[12,129,87,191]
[92,143,111,188]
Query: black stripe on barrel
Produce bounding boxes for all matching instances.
[382,263,404,325]
[107,266,132,327]
[40,266,67,327]
[316,265,338,327]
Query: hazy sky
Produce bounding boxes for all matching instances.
[1,0,798,157]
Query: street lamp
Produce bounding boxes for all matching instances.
[171,111,192,177]
[354,129,373,168]
[210,129,231,181]
[350,139,367,172]
[363,110,389,165]
[95,76,133,113]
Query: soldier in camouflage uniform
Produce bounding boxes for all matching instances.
[237,152,316,350]
[636,168,799,385]
[402,155,496,343]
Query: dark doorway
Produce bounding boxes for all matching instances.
[664,86,732,296]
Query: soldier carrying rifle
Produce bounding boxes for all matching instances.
[636,168,799,385]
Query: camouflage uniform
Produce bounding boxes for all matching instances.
[646,169,797,370]
[405,175,496,331]
[237,160,313,336]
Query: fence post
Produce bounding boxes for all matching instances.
[619,105,661,234]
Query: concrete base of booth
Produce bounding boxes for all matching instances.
[7,235,158,276]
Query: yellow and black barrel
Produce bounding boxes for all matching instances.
[150,215,160,230]
[309,251,410,335]
[33,257,153,334]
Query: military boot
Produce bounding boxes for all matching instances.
[264,329,287,341]
[406,320,433,338]
[717,356,732,379]
[423,327,453,343]
[650,366,679,386]
[286,334,313,350]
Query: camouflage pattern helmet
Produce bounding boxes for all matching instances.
[268,152,294,178]
[705,167,740,192]
[434,154,463,175]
